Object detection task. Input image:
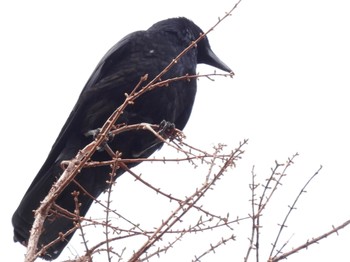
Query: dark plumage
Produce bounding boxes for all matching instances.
[12,17,232,260]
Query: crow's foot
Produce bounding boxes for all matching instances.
[158,120,177,140]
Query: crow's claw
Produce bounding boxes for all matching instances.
[158,120,176,140]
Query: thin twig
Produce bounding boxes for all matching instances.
[270,219,350,262]
[269,166,322,258]
[244,166,258,262]
[193,235,236,261]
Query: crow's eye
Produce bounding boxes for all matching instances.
[183,28,196,43]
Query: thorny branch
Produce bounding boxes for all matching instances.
[242,155,350,262]
[253,154,299,261]
[127,140,247,262]
[269,166,323,258]
[244,166,258,262]
[243,155,299,262]
[193,235,236,262]
[269,219,350,262]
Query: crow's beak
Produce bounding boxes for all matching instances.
[201,48,233,74]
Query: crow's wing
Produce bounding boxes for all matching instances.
[28,31,146,190]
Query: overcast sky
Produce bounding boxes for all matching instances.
[1,0,350,261]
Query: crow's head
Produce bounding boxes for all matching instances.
[148,17,232,73]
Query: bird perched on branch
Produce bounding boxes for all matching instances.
[12,17,232,260]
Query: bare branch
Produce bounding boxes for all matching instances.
[269,166,323,258]
[270,219,350,262]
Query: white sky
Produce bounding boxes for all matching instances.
[1,0,350,261]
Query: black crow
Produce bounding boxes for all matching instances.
[12,17,232,260]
